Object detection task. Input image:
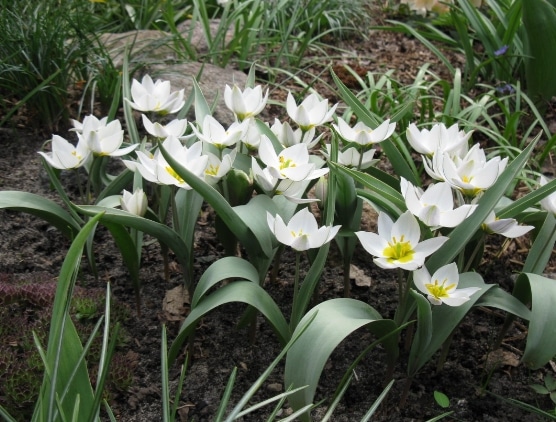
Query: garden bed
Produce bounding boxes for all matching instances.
[1,15,556,422]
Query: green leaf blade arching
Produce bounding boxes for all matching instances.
[284,298,394,421]
[169,281,290,365]
[157,141,265,263]
[0,190,81,239]
[514,273,556,369]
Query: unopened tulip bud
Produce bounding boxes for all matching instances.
[120,189,148,217]
[314,176,328,208]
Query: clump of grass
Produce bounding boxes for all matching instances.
[0,272,132,419]
[0,0,107,131]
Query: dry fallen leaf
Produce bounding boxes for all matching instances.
[350,264,372,287]
[162,285,190,321]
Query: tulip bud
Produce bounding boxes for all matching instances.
[314,176,328,209]
[120,189,148,217]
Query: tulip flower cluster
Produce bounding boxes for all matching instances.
[38,76,540,314]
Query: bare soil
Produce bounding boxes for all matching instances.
[1,16,556,422]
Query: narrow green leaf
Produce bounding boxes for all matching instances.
[157,142,264,263]
[0,190,80,239]
[76,205,191,283]
[522,212,556,274]
[514,273,556,369]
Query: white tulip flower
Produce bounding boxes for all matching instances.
[266,208,341,251]
[190,115,248,150]
[271,119,322,149]
[400,178,476,228]
[124,136,208,189]
[425,143,508,198]
[141,115,190,139]
[251,158,317,204]
[482,211,534,238]
[406,122,471,157]
[70,115,108,133]
[224,84,268,121]
[286,92,337,131]
[258,136,328,182]
[323,145,378,170]
[120,188,148,217]
[77,116,135,157]
[355,211,448,270]
[414,263,481,306]
[204,149,237,185]
[539,176,556,214]
[126,74,185,115]
[333,117,396,148]
[38,135,91,170]
[242,118,265,150]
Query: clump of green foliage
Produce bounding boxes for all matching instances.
[0,272,132,420]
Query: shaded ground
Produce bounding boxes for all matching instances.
[1,15,556,422]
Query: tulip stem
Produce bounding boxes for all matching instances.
[291,251,302,330]
[343,237,351,298]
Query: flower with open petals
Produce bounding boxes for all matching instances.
[355,211,448,270]
[38,135,91,170]
[323,145,378,169]
[258,136,328,182]
[190,115,248,150]
[224,84,268,121]
[126,74,185,115]
[333,117,395,148]
[77,116,135,157]
[267,208,340,251]
[481,211,534,238]
[406,122,471,157]
[400,178,476,228]
[120,188,148,217]
[286,92,337,131]
[204,150,236,185]
[539,176,556,214]
[271,119,322,149]
[124,136,208,189]
[425,143,508,198]
[414,263,481,306]
[251,158,317,204]
[142,115,189,139]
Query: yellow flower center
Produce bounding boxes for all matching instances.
[279,156,296,170]
[205,164,220,176]
[382,235,414,263]
[290,229,305,238]
[165,166,184,184]
[424,278,456,300]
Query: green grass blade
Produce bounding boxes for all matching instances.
[35,213,104,421]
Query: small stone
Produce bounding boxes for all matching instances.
[267,383,282,392]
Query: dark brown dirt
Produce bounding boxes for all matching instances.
[2,16,556,422]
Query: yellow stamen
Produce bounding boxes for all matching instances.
[205,164,220,176]
[382,235,415,263]
[425,278,456,300]
[165,166,184,184]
